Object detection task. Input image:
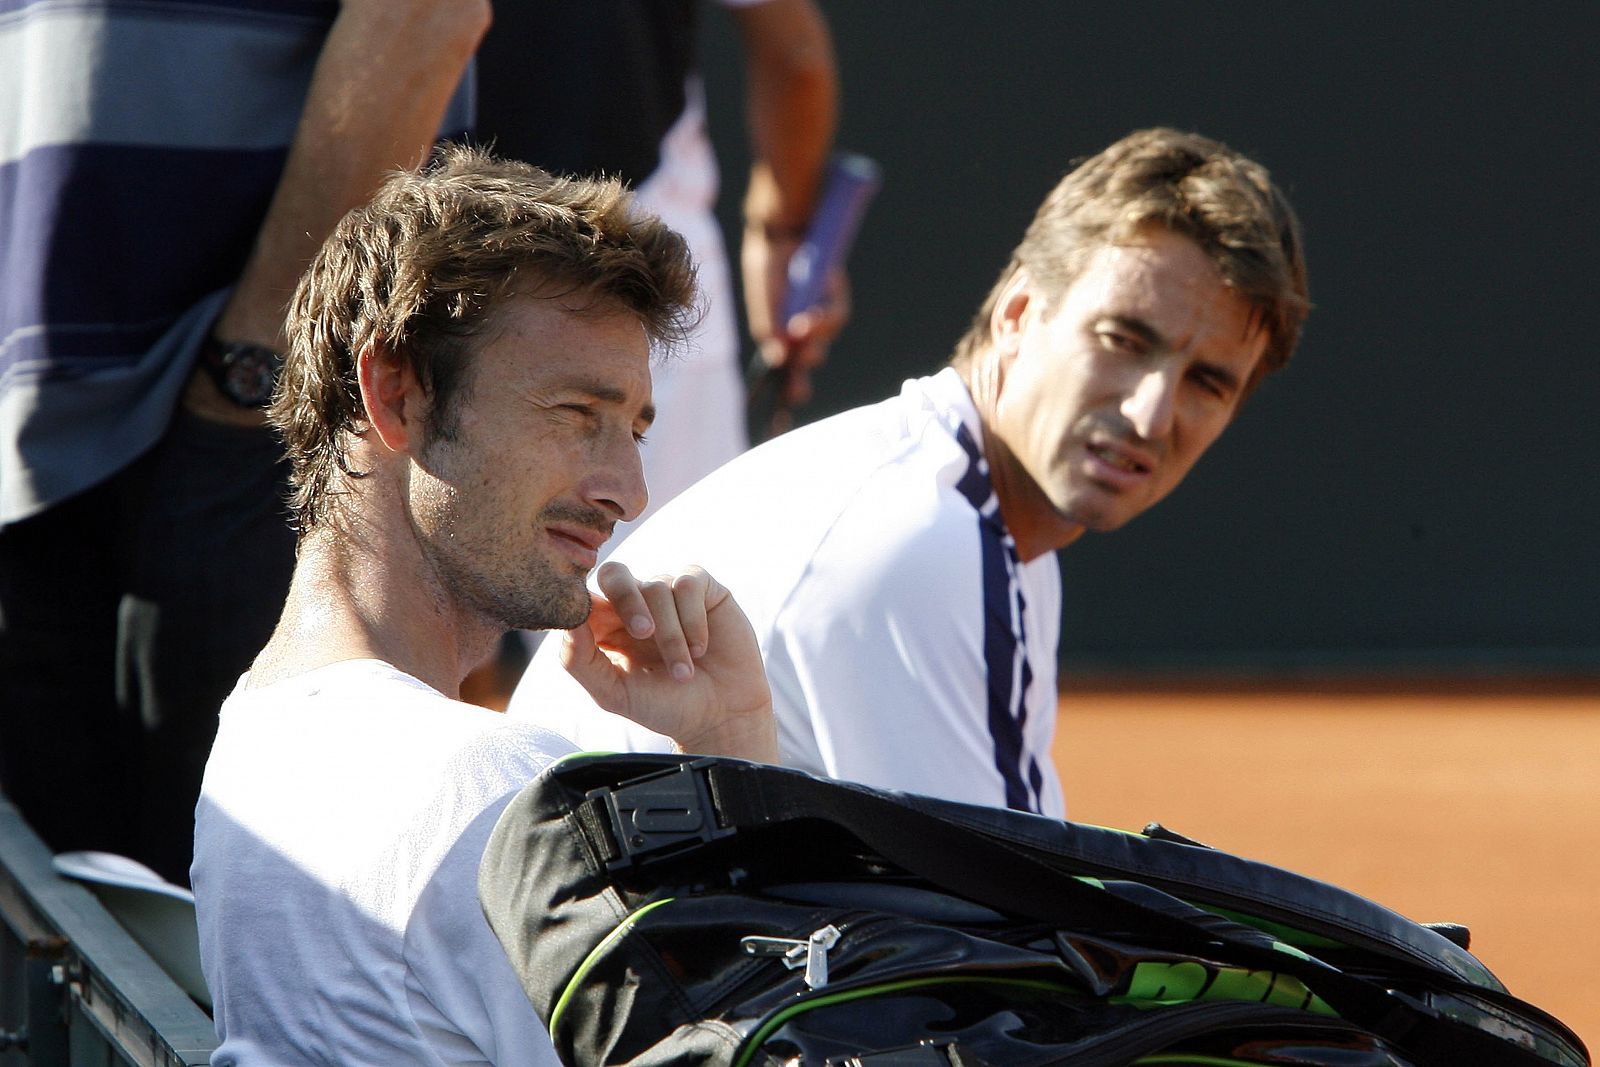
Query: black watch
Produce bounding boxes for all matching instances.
[201,336,282,408]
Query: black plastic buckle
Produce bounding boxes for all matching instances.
[588,758,735,871]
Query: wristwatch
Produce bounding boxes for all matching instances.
[201,336,282,409]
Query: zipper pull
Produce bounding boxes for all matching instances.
[740,924,842,989]
[803,925,841,989]
[741,934,809,967]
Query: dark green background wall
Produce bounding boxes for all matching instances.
[697,3,1598,677]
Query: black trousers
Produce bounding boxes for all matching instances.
[0,410,295,885]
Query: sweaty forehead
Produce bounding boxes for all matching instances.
[1073,234,1221,303]
[480,295,651,386]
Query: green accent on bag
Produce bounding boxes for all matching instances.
[1117,960,1335,1016]
[1202,905,1346,951]
[549,896,676,1037]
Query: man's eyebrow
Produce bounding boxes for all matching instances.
[1099,314,1165,349]
[1099,317,1243,394]
[555,378,656,427]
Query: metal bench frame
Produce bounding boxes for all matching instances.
[0,800,217,1066]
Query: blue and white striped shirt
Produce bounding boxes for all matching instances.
[0,0,469,524]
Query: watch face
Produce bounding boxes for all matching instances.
[225,352,276,406]
[215,343,281,408]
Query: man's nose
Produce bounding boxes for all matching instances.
[1121,367,1178,440]
[584,435,649,523]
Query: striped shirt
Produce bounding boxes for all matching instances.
[0,0,470,525]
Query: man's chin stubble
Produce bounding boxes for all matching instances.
[515,582,593,633]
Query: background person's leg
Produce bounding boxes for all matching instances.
[118,411,295,885]
[0,481,136,857]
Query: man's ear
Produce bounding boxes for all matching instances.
[356,340,424,454]
[989,268,1034,361]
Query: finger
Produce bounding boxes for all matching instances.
[594,560,654,640]
[758,336,790,372]
[557,621,593,673]
[827,268,853,328]
[784,306,841,353]
[636,577,694,681]
[786,333,828,373]
[557,622,623,710]
[670,567,711,658]
[784,309,817,344]
[786,271,850,345]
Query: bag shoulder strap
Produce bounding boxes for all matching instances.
[700,759,1486,982]
[561,755,1581,1067]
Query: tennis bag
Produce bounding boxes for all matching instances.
[479,753,1587,1067]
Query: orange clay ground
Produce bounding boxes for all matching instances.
[1053,683,1600,1058]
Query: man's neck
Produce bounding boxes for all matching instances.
[957,356,1084,563]
[246,521,498,699]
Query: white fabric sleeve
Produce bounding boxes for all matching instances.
[403,792,563,1067]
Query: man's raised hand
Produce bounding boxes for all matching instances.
[558,562,777,762]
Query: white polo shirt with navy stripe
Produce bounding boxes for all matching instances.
[510,368,1064,818]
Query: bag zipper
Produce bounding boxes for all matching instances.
[731,974,1080,1067]
[554,902,1402,1067]
[737,996,1390,1067]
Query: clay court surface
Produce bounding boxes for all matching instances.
[1053,683,1599,1056]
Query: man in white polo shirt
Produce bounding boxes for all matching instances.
[509,127,1310,817]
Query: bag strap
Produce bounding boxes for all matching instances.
[569,757,1570,1067]
[714,761,1581,1067]
[721,761,1484,980]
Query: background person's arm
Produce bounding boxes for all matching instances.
[732,0,846,407]
[184,0,492,425]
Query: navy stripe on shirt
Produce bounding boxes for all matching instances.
[952,423,1044,813]
[0,0,336,19]
[0,142,286,379]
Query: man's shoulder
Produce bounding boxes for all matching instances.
[625,375,969,548]
[801,376,994,564]
[202,660,577,885]
[604,380,966,620]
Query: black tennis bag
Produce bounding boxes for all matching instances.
[478,753,1587,1067]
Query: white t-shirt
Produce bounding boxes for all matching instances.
[509,369,1064,817]
[193,660,576,1065]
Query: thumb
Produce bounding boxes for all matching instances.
[557,624,585,662]
[558,625,602,689]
